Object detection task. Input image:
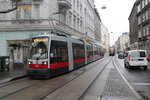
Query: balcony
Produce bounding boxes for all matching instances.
[57,0,72,10]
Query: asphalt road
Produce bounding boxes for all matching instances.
[115,56,150,100]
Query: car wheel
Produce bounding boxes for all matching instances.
[124,62,127,67]
[144,66,147,70]
[128,63,131,69]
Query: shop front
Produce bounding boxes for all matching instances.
[8,40,30,67]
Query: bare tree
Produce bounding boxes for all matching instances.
[0,0,20,14]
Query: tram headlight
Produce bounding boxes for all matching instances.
[42,61,48,65]
[28,61,32,65]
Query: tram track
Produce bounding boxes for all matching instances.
[0,56,110,100]
[40,58,112,100]
[39,57,110,100]
[78,57,113,100]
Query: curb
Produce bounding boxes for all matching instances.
[0,74,27,84]
[112,57,143,100]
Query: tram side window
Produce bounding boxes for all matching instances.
[94,46,98,55]
[87,45,93,57]
[73,43,85,59]
[50,41,68,64]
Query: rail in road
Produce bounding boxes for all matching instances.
[0,56,108,100]
[0,56,142,100]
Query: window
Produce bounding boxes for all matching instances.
[69,12,72,25]
[146,25,149,35]
[137,3,141,13]
[131,51,146,58]
[138,29,142,38]
[30,37,49,60]
[80,4,82,16]
[16,5,32,20]
[73,0,76,10]
[77,1,79,14]
[50,41,68,64]
[145,0,148,5]
[143,26,146,36]
[77,19,79,30]
[34,4,40,19]
[80,21,83,31]
[24,5,31,19]
[138,15,141,25]
[94,46,98,55]
[87,44,93,57]
[73,43,85,59]
[142,12,146,22]
[16,6,21,19]
[146,10,149,20]
[142,0,145,9]
[73,15,76,29]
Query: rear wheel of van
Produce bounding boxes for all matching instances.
[144,66,147,70]
[128,63,131,69]
[124,62,126,67]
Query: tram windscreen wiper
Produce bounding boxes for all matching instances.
[36,52,47,60]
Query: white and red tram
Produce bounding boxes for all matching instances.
[27,32,104,78]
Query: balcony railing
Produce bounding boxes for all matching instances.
[57,0,72,10]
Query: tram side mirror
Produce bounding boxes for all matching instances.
[50,53,54,58]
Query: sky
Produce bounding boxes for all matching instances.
[94,0,136,46]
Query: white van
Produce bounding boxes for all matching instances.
[124,50,148,70]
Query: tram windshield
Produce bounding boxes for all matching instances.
[29,37,49,60]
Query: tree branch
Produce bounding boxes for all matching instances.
[0,0,20,14]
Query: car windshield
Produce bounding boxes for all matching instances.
[130,51,146,58]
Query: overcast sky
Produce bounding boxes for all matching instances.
[94,0,136,45]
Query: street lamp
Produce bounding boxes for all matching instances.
[101,4,107,9]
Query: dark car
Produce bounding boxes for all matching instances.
[118,52,124,59]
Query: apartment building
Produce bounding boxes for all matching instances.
[129,0,150,53]
[128,2,138,50]
[115,32,130,51]
[94,8,101,42]
[100,23,109,52]
[0,0,97,63]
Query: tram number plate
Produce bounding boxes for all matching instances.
[35,65,39,67]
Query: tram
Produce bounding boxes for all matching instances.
[27,32,104,78]
[109,47,115,56]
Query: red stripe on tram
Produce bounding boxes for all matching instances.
[50,61,69,69]
[28,64,48,69]
[73,58,85,64]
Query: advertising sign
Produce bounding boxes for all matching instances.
[14,47,23,63]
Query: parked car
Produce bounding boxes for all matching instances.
[118,52,124,59]
[124,50,148,70]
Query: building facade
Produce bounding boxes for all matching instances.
[94,8,101,42]
[129,0,150,54]
[115,32,130,51]
[0,0,99,64]
[100,23,109,52]
[128,2,138,50]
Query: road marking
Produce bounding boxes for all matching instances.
[133,83,150,86]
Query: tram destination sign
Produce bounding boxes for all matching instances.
[33,38,48,43]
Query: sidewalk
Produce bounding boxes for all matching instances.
[0,62,27,84]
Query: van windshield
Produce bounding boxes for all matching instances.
[131,51,146,58]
